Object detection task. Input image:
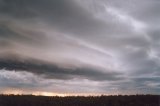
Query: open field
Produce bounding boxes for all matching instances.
[0,95,159,106]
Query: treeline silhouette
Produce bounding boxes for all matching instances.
[0,94,159,106]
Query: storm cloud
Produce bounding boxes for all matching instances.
[0,0,160,95]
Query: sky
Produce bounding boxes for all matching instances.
[0,0,160,96]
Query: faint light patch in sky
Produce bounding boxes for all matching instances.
[105,6,146,33]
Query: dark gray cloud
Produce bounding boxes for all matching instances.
[0,0,109,38]
[0,54,123,81]
[0,0,160,95]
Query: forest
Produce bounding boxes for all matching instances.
[0,94,159,106]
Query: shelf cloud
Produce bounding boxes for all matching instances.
[0,0,160,95]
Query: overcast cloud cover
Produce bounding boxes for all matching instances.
[0,0,160,95]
